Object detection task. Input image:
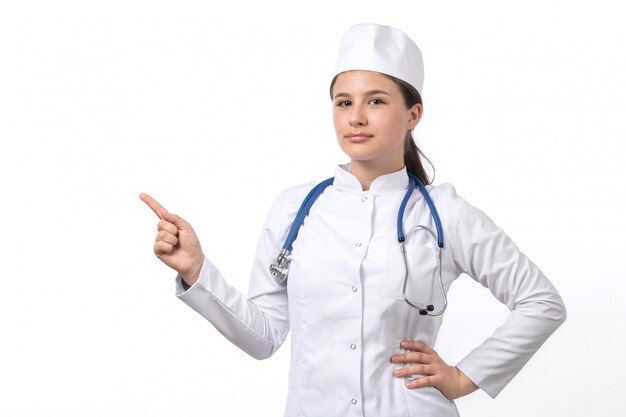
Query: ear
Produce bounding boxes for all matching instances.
[407,103,423,130]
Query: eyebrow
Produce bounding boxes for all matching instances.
[333,90,391,100]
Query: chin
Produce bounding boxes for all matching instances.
[343,149,386,163]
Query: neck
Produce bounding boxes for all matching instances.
[350,160,405,191]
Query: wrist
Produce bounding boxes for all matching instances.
[455,366,479,397]
[181,256,204,286]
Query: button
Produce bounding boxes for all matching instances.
[352,286,358,292]
[361,196,368,202]
[351,398,358,405]
[355,242,362,247]
[350,344,357,350]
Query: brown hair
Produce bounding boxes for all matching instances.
[329,73,434,185]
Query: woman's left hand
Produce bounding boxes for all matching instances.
[390,340,479,401]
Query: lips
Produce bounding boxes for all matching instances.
[346,132,373,143]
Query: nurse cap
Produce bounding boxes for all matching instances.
[333,24,424,95]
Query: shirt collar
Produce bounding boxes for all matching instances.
[333,163,410,195]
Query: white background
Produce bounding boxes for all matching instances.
[1,0,624,415]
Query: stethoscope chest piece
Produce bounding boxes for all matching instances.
[269,248,290,284]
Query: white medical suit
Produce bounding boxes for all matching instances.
[176,164,566,417]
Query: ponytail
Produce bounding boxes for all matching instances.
[403,132,433,185]
[386,76,434,185]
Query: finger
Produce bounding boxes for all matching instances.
[140,193,169,219]
[393,364,432,378]
[157,219,179,235]
[140,193,192,230]
[154,241,174,257]
[405,376,435,389]
[401,340,435,354]
[391,351,432,364]
[160,210,192,230]
[157,230,179,247]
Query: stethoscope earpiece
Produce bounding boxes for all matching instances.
[418,305,436,315]
[419,305,436,315]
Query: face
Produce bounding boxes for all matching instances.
[332,70,422,171]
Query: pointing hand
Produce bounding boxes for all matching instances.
[139,193,204,286]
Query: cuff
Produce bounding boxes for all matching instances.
[174,258,209,295]
[455,357,500,399]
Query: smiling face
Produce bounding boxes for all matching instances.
[331,70,422,174]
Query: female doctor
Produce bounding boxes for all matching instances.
[140,24,566,417]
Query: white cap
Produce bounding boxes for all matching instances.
[333,24,424,95]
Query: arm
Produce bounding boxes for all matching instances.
[174,254,288,360]
[390,185,566,400]
[447,187,567,398]
[140,192,293,360]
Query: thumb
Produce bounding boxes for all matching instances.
[160,209,192,230]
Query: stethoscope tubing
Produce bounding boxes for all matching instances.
[283,177,334,252]
[408,173,444,248]
[400,230,447,316]
[271,173,447,316]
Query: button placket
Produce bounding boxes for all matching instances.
[339,192,366,414]
[354,193,371,253]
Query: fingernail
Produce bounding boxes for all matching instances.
[394,369,402,377]
[405,382,412,388]
[390,355,398,363]
[400,341,408,348]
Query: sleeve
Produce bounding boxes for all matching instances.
[173,190,300,360]
[442,185,567,398]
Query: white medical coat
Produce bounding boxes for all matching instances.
[176,164,566,417]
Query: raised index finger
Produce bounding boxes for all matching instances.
[139,193,169,219]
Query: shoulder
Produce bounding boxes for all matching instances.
[424,182,464,213]
[271,181,319,212]
[262,180,319,231]
[424,182,488,226]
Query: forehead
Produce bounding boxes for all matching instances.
[332,70,400,96]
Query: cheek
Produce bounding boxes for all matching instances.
[385,114,409,139]
[332,112,343,134]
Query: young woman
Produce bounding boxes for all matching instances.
[140,24,566,417]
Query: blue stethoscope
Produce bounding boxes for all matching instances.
[269,172,448,316]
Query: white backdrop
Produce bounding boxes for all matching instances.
[1,1,624,416]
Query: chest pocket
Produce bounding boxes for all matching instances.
[385,225,441,306]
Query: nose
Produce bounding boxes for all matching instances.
[349,104,367,127]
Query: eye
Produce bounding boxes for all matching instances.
[335,100,352,107]
[369,98,384,105]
